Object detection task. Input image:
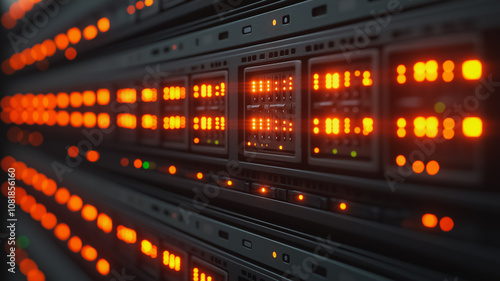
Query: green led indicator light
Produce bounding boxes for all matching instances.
[17,236,29,249]
[332,149,338,154]
[215,140,219,145]
[434,102,446,113]
[207,139,212,144]
[351,151,357,158]
[143,161,150,169]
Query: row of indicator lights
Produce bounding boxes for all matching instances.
[142,115,188,130]
[1,90,111,109]
[2,239,46,281]
[121,157,204,180]
[193,116,226,130]
[299,193,348,210]
[313,147,358,158]
[396,117,482,138]
[1,0,43,29]
[246,142,285,150]
[251,77,293,93]
[127,0,155,14]
[119,86,187,102]
[164,86,186,100]
[251,119,293,132]
[395,156,440,175]
[396,59,482,83]
[193,83,226,98]
[193,267,213,281]
[3,109,111,128]
[164,116,187,130]
[2,156,114,234]
[67,146,101,162]
[2,18,110,74]
[313,117,374,136]
[422,213,454,232]
[313,71,373,90]
[2,177,111,276]
[3,158,113,274]
[7,127,44,147]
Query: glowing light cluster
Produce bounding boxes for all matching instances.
[117,113,137,129]
[422,213,454,232]
[1,157,111,276]
[141,114,157,130]
[193,116,225,131]
[141,88,157,102]
[2,17,110,74]
[396,116,482,138]
[251,118,293,132]
[193,83,226,98]
[163,251,182,271]
[2,0,43,29]
[395,155,441,175]
[312,117,373,136]
[164,86,186,100]
[117,225,137,244]
[313,70,372,90]
[141,239,158,259]
[127,0,155,14]
[396,59,482,84]
[163,116,186,130]
[251,76,293,93]
[1,92,110,128]
[193,267,213,281]
[117,88,137,103]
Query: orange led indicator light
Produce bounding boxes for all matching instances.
[339,202,347,210]
[422,213,438,228]
[168,165,176,174]
[96,259,110,276]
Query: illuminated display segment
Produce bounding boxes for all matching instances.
[117,225,137,244]
[117,88,137,103]
[161,243,187,280]
[309,52,378,171]
[141,88,157,102]
[162,78,188,148]
[141,239,158,258]
[141,114,157,130]
[387,42,484,182]
[244,62,301,162]
[191,257,227,281]
[191,72,227,153]
[117,113,137,129]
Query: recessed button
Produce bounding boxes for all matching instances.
[282,15,290,24]
[282,254,290,263]
[242,26,252,34]
[242,239,252,249]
